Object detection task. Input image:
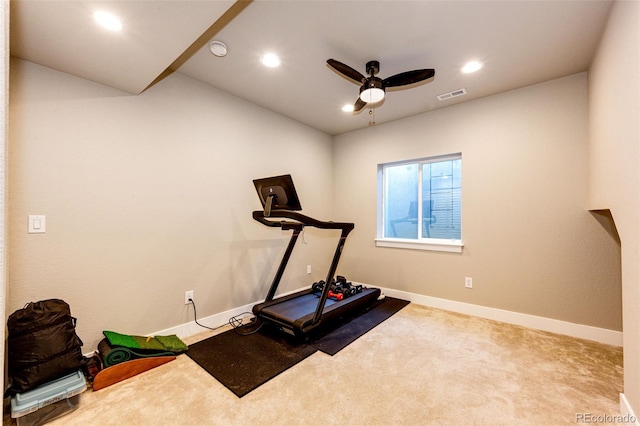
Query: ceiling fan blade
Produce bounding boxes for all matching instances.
[383,69,435,88]
[327,59,366,85]
[353,97,367,112]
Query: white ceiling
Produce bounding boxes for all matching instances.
[10,0,614,135]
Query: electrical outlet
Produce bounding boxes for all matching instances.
[307,265,312,274]
[185,290,194,305]
[465,277,473,289]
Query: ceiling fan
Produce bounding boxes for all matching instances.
[327,59,435,112]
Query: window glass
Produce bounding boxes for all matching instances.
[381,154,461,242]
[384,163,418,239]
[422,159,461,239]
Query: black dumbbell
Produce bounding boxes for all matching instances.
[312,280,325,293]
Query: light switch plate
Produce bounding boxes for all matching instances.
[28,215,46,233]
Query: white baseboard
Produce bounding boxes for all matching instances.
[620,394,639,425]
[147,285,622,347]
[152,302,256,340]
[83,302,257,358]
[150,286,308,340]
[372,286,623,346]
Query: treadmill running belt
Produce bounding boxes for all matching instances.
[260,293,335,319]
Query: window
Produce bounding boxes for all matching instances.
[376,154,463,252]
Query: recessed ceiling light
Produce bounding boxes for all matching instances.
[209,41,228,57]
[461,61,483,74]
[342,104,354,113]
[261,53,281,68]
[93,11,123,32]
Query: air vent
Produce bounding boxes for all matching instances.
[437,88,467,101]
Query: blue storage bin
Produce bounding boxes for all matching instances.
[11,370,86,426]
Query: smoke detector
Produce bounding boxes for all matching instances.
[209,41,228,57]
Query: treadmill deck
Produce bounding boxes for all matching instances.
[253,287,381,336]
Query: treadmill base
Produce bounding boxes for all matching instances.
[253,287,381,338]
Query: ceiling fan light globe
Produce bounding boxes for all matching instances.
[360,87,385,103]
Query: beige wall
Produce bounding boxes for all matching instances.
[589,0,640,415]
[333,73,622,332]
[8,59,335,350]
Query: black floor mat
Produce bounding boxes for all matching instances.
[186,297,409,397]
[186,324,316,398]
[309,296,410,355]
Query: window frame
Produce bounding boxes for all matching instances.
[375,153,464,253]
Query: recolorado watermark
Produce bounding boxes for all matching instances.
[576,413,637,423]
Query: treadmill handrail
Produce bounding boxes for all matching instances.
[252,210,354,232]
[252,208,355,331]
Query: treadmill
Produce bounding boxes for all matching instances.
[251,174,381,337]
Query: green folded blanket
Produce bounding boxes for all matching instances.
[103,330,188,353]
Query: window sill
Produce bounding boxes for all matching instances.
[375,238,464,253]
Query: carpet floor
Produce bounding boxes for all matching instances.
[12,303,623,426]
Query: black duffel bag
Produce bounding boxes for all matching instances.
[7,299,84,394]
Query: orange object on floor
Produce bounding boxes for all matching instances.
[92,356,176,391]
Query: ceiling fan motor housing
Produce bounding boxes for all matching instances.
[366,60,380,76]
[360,77,384,94]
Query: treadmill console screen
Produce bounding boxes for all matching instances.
[253,174,302,215]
